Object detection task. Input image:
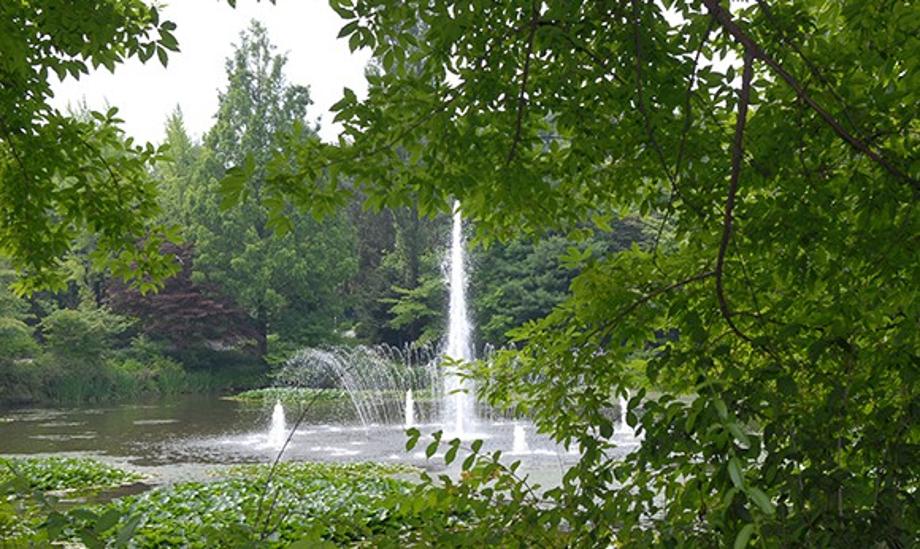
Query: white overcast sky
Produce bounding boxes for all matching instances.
[51,1,372,144]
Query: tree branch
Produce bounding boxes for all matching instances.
[593,269,716,347]
[752,0,860,134]
[631,0,677,188]
[715,50,754,344]
[702,0,918,191]
[507,1,540,165]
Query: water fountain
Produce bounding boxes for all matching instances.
[232,199,625,465]
[442,200,477,436]
[278,344,441,426]
[510,424,530,455]
[267,400,286,449]
[404,389,415,427]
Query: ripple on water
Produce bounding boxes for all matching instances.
[30,433,97,441]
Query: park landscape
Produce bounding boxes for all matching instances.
[0,0,917,547]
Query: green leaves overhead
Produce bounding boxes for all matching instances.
[0,1,185,293]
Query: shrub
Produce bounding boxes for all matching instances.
[0,317,39,358]
[40,306,132,364]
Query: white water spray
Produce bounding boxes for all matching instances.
[404,389,415,428]
[617,393,638,440]
[511,424,531,455]
[267,400,287,449]
[443,200,476,436]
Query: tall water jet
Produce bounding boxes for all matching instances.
[443,200,476,436]
[404,389,415,427]
[267,400,287,449]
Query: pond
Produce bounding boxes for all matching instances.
[0,395,634,487]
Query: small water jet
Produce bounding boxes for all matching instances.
[616,393,640,444]
[267,401,286,449]
[511,424,531,455]
[404,389,415,427]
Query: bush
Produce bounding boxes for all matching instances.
[40,306,132,364]
[0,317,39,358]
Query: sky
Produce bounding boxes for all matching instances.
[51,1,373,145]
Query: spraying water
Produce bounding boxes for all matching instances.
[404,389,415,427]
[443,200,476,436]
[511,424,531,455]
[267,400,286,449]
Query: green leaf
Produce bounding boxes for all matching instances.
[95,509,121,533]
[444,444,458,465]
[405,427,421,451]
[734,523,755,549]
[115,515,142,547]
[156,46,168,67]
[747,487,775,516]
[728,457,744,489]
[727,422,751,448]
[599,419,614,439]
[714,398,728,420]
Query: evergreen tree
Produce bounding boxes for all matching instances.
[188,21,357,357]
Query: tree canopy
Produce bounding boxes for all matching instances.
[0,0,185,293]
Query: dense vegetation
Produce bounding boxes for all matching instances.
[1,457,420,546]
[1,0,916,547]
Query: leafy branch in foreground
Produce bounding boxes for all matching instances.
[228,0,918,545]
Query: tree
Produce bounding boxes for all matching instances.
[242,0,918,545]
[0,0,184,293]
[189,21,357,357]
[157,107,201,226]
[106,243,259,352]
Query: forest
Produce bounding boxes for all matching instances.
[0,0,916,547]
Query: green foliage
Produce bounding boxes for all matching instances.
[471,219,649,345]
[383,272,445,346]
[230,386,350,404]
[0,317,39,359]
[74,462,414,547]
[0,457,143,545]
[0,1,181,293]
[40,306,132,363]
[349,203,447,347]
[0,457,142,493]
[247,0,920,545]
[178,21,358,355]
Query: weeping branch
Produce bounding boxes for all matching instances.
[715,50,754,344]
[702,0,918,191]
